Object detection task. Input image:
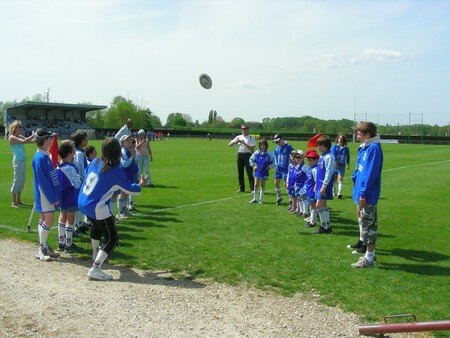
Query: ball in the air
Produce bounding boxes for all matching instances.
[199,73,212,89]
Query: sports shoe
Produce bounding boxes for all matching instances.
[347,240,364,250]
[123,209,133,217]
[116,212,127,220]
[305,222,316,228]
[337,194,343,199]
[249,198,258,204]
[276,197,283,205]
[87,268,113,281]
[58,243,66,251]
[351,256,375,268]
[64,243,80,254]
[35,246,52,261]
[352,245,367,255]
[315,226,332,234]
[46,245,60,259]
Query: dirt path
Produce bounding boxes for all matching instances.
[0,239,422,337]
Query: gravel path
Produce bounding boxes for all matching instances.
[0,239,424,337]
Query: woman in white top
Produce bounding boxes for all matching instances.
[8,120,35,207]
[136,129,154,187]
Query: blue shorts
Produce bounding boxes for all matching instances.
[59,206,79,213]
[275,168,288,180]
[254,173,269,180]
[314,184,334,200]
[335,163,346,176]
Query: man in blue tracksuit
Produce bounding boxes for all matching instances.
[349,121,383,268]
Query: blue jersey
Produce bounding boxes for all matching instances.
[249,150,275,179]
[274,142,294,171]
[331,144,350,165]
[352,136,383,206]
[57,162,82,211]
[32,150,60,213]
[120,147,138,181]
[74,148,88,181]
[286,163,297,189]
[315,150,335,195]
[78,158,142,220]
[305,164,317,198]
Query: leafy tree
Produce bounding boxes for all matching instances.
[229,117,246,128]
[166,112,187,127]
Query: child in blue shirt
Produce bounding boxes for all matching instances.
[117,134,137,218]
[304,150,320,227]
[331,134,350,199]
[32,128,60,261]
[56,140,82,253]
[273,134,294,205]
[78,137,146,281]
[314,135,335,234]
[249,138,275,203]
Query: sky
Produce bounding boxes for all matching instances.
[1,0,449,126]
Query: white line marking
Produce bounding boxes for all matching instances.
[0,224,23,233]
[137,193,253,215]
[382,159,450,172]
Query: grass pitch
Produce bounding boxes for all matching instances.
[0,137,449,323]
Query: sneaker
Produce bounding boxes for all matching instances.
[35,246,52,261]
[352,245,367,255]
[46,245,60,259]
[123,210,133,217]
[127,204,135,211]
[11,203,20,208]
[337,194,343,199]
[305,222,316,228]
[276,197,283,205]
[351,256,375,268]
[64,243,80,254]
[258,201,263,204]
[116,213,126,220]
[315,226,332,234]
[82,221,93,230]
[249,198,258,204]
[58,243,66,251]
[87,267,113,281]
[347,240,364,250]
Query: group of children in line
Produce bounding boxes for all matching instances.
[248,133,350,235]
[32,128,147,280]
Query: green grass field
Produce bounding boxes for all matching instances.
[1,138,449,324]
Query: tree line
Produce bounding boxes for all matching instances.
[1,95,449,137]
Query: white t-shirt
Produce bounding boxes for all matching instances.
[231,135,255,153]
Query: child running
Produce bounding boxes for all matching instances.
[248,138,275,204]
[331,134,350,199]
[56,140,82,253]
[314,135,335,234]
[78,137,146,281]
[32,128,60,261]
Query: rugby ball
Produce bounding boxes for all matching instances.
[199,73,212,89]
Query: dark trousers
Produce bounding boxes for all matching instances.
[237,152,254,192]
[89,216,119,256]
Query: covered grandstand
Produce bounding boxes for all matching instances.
[4,101,107,139]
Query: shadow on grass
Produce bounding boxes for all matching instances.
[149,184,178,189]
[377,262,450,276]
[378,249,449,263]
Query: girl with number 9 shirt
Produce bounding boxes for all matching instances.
[78,137,146,281]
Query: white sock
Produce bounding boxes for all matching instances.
[253,189,258,200]
[118,198,127,213]
[276,187,281,199]
[318,208,330,229]
[259,189,265,202]
[93,249,108,269]
[338,182,343,194]
[91,239,100,262]
[40,222,50,247]
[38,220,43,238]
[302,201,309,215]
[311,209,318,224]
[298,201,303,213]
[65,224,75,247]
[128,195,134,206]
[58,222,66,244]
[365,250,375,262]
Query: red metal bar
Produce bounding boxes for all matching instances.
[359,320,450,335]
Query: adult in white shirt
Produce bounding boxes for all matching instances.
[228,125,255,192]
[114,119,132,140]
